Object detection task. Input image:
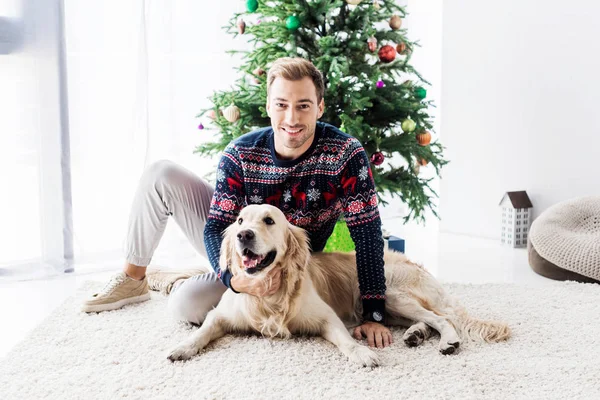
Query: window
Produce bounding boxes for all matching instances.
[516,240,521,245]
[1,1,239,277]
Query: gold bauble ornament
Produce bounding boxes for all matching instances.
[223,104,241,123]
[373,0,381,10]
[416,131,432,146]
[346,0,363,4]
[367,36,378,52]
[396,41,407,54]
[389,15,402,30]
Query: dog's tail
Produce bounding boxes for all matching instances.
[452,308,511,343]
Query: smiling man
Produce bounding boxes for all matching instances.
[81,57,392,349]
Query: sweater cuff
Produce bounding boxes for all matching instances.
[218,269,239,293]
[362,297,386,323]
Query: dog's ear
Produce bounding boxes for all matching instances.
[285,223,310,272]
[219,223,238,275]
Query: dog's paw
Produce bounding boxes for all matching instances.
[348,345,380,367]
[167,342,200,362]
[403,329,425,347]
[439,340,460,355]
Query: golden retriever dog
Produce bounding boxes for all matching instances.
[167,204,510,366]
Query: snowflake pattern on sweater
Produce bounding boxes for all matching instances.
[204,122,386,319]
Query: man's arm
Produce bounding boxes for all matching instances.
[340,142,391,348]
[204,144,246,291]
[340,142,387,322]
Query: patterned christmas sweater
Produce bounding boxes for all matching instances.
[204,121,386,320]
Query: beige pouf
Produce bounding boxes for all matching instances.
[528,196,600,283]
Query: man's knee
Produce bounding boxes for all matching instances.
[167,273,227,325]
[141,159,180,187]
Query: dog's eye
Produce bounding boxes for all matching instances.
[264,217,275,225]
[238,218,243,225]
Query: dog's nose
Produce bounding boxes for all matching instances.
[237,229,255,242]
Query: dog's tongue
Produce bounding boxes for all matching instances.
[242,253,264,269]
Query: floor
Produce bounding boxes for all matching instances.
[0,219,552,359]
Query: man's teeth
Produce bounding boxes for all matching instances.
[285,128,302,133]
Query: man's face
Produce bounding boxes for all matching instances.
[266,76,325,160]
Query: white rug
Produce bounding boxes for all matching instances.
[2,281,600,400]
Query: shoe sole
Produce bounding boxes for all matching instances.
[81,293,151,313]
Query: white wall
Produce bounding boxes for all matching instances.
[440,0,600,239]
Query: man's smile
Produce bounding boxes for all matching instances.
[282,127,304,134]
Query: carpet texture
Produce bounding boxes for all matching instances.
[1,281,600,399]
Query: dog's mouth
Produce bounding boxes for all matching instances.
[242,249,277,274]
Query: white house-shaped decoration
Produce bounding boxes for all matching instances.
[499,191,533,248]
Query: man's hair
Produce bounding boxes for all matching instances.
[267,57,325,103]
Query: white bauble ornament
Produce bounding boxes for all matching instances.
[223,104,240,123]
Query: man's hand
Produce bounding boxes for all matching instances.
[353,321,393,348]
[230,268,282,297]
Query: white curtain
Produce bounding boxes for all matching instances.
[1,0,249,280]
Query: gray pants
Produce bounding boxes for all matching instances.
[125,160,227,324]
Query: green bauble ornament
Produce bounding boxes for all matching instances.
[415,87,427,100]
[286,15,301,30]
[246,0,258,13]
[401,118,416,133]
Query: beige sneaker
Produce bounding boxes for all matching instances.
[81,272,150,313]
[147,267,207,295]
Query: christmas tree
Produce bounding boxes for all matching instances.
[195,0,448,223]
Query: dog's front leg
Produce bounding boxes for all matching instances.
[320,308,380,367]
[167,308,226,362]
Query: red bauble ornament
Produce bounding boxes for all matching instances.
[370,151,385,166]
[378,45,396,63]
